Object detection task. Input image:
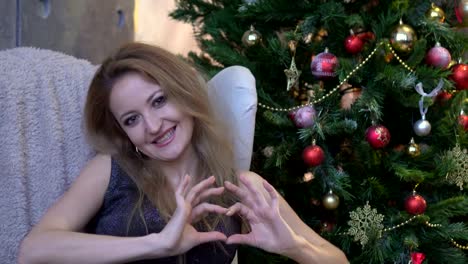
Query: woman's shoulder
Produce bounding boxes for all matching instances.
[85,154,134,186]
[80,153,112,181]
[237,170,262,180]
[236,170,265,188]
[88,153,112,166]
[90,153,111,164]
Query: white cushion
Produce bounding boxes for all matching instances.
[207,66,257,171]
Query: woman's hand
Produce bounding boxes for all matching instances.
[224,174,303,256]
[150,175,228,257]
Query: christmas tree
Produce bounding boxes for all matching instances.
[171,0,468,263]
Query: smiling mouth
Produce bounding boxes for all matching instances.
[153,127,176,146]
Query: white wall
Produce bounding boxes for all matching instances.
[134,0,199,56]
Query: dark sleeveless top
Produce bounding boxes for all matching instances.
[86,159,240,264]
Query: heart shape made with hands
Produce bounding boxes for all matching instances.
[175,173,300,257]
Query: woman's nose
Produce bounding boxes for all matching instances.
[144,116,162,134]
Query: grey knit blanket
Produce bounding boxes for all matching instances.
[0,47,97,262]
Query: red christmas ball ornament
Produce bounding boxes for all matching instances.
[302,145,325,167]
[435,90,452,104]
[365,125,391,149]
[405,191,427,215]
[310,48,339,80]
[450,63,468,90]
[344,33,364,54]
[459,111,468,131]
[410,252,426,264]
[425,43,451,69]
[320,221,336,232]
[356,31,375,42]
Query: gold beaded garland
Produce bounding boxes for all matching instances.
[258,41,414,112]
[383,215,419,232]
[340,207,464,251]
[451,238,468,250]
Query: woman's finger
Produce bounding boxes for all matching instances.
[194,231,227,245]
[223,181,242,196]
[190,202,228,223]
[226,202,256,222]
[226,233,255,246]
[162,199,189,247]
[176,174,191,197]
[239,173,267,206]
[186,176,215,203]
[191,186,224,206]
[224,181,255,208]
[262,180,279,210]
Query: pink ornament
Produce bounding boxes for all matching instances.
[310,48,339,80]
[425,43,451,68]
[291,106,316,128]
[365,125,391,149]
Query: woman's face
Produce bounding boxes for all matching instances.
[109,72,195,162]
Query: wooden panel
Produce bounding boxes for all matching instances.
[20,0,134,63]
[0,0,16,50]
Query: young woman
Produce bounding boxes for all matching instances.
[18,43,348,264]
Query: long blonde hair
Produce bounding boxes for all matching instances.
[84,42,239,230]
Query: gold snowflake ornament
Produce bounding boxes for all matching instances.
[445,144,468,190]
[347,202,384,248]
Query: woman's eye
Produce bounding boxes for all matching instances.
[152,95,166,108]
[124,115,139,126]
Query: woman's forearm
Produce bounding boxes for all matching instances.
[276,195,348,263]
[18,230,162,264]
[285,236,348,264]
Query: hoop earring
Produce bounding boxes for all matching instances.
[135,146,142,159]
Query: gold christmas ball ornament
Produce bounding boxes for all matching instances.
[322,190,340,210]
[314,28,328,43]
[407,138,421,157]
[390,19,417,54]
[426,3,446,23]
[242,25,262,47]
